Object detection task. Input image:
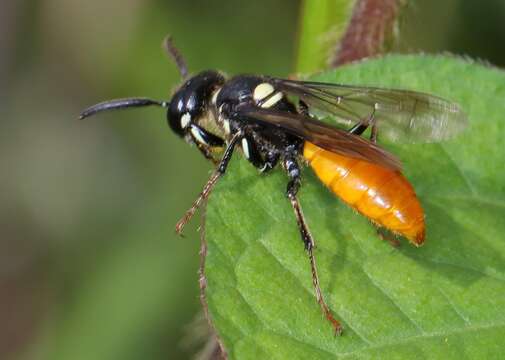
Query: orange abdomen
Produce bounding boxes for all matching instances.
[303,142,425,245]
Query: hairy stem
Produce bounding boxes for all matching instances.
[331,0,406,66]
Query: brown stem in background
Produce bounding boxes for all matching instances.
[332,0,405,67]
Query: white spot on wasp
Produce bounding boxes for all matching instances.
[253,83,275,101]
[191,126,208,146]
[222,119,231,135]
[211,87,221,105]
[180,113,191,129]
[241,138,250,159]
[253,83,284,108]
[261,91,283,108]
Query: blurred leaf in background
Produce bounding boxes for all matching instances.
[2,1,298,359]
[1,0,505,359]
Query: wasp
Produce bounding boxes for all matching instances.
[80,37,467,335]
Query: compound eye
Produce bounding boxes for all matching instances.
[167,97,189,137]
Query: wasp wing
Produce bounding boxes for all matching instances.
[269,78,467,143]
[238,106,402,171]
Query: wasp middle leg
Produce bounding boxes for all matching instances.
[284,154,343,335]
[241,135,279,173]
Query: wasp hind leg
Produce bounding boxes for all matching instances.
[299,100,310,116]
[284,155,343,335]
[348,108,378,143]
[375,226,401,247]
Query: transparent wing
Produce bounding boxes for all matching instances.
[237,106,402,171]
[270,78,468,143]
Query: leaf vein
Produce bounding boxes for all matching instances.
[437,285,471,325]
[439,144,477,196]
[415,255,505,282]
[362,267,427,335]
[339,322,505,357]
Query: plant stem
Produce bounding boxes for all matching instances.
[295,0,356,73]
[296,0,406,73]
[331,0,406,66]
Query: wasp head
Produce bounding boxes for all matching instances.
[167,70,225,137]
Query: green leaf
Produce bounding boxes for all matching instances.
[296,0,356,73]
[204,55,505,358]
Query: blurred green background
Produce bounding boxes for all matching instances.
[2,1,505,359]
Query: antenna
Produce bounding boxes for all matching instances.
[79,98,168,120]
[163,35,189,79]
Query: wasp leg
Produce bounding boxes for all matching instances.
[348,122,369,136]
[284,156,343,335]
[299,99,379,145]
[370,123,378,144]
[189,124,225,165]
[241,135,278,173]
[255,150,279,174]
[299,100,310,116]
[175,132,242,235]
[348,108,378,143]
[239,131,280,173]
[196,144,221,165]
[259,152,280,173]
[376,227,401,247]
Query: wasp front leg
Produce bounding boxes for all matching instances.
[196,144,222,165]
[283,154,343,335]
[189,124,225,164]
[175,131,241,235]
